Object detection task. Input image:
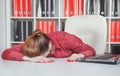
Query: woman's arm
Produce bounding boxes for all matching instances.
[67,53,85,62]
[68,43,95,62]
[22,56,54,63]
[2,43,24,61]
[74,43,96,57]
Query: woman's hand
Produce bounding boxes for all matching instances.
[22,56,54,63]
[67,53,85,62]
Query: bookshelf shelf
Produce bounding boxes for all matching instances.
[11,41,24,44]
[110,17,120,19]
[5,0,120,54]
[35,17,59,20]
[11,17,34,19]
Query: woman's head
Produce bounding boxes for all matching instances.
[23,29,50,57]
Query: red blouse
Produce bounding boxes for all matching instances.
[2,31,95,61]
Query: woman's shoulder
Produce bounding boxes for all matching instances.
[50,31,70,35]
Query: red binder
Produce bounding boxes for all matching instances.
[116,21,120,42]
[64,0,84,17]
[64,0,74,17]
[51,21,56,32]
[14,0,32,17]
[27,0,32,17]
[64,0,68,17]
[22,0,27,17]
[44,21,48,34]
[68,0,75,16]
[64,0,69,17]
[78,0,84,15]
[110,21,116,42]
[37,21,56,34]
[14,0,21,17]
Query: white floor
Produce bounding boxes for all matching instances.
[0,57,120,76]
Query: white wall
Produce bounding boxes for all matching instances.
[0,0,6,54]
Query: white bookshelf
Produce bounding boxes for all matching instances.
[0,0,6,53]
[5,0,120,54]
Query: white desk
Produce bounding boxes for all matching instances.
[0,57,120,76]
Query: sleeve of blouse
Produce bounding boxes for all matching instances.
[1,43,24,61]
[73,43,96,58]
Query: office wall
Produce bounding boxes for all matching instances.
[0,0,6,54]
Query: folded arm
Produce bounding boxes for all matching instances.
[2,43,24,61]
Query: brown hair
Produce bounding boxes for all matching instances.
[23,29,50,57]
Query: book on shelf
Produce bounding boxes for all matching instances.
[28,21,33,36]
[37,20,56,34]
[22,21,33,41]
[116,21,120,42]
[111,0,115,16]
[49,0,55,17]
[114,0,119,16]
[14,0,21,17]
[86,0,106,16]
[117,0,120,16]
[86,0,90,14]
[61,21,65,31]
[111,44,120,54]
[14,20,33,41]
[111,21,120,42]
[46,0,49,17]
[40,0,46,17]
[37,0,56,17]
[13,0,32,17]
[110,21,116,42]
[36,0,42,17]
[52,0,56,17]
[100,0,106,16]
[111,0,120,17]
[78,0,84,15]
[68,0,75,16]
[27,0,33,17]
[93,0,100,15]
[23,21,27,41]
[64,0,84,17]
[90,0,94,15]
[14,21,22,41]
[22,0,27,17]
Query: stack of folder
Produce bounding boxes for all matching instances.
[36,0,57,17]
[86,0,106,16]
[111,0,120,17]
[37,20,56,34]
[13,0,32,17]
[110,21,120,42]
[13,20,33,41]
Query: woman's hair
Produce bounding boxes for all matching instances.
[23,29,50,57]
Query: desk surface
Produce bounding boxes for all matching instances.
[0,57,120,76]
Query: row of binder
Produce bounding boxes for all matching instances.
[36,0,58,17]
[13,0,32,17]
[13,0,84,17]
[111,44,120,54]
[86,0,120,17]
[37,0,84,17]
[110,21,120,42]
[64,0,84,17]
[13,20,33,41]
[111,0,120,17]
[12,20,57,41]
[37,20,56,34]
[86,0,106,16]
[13,0,120,17]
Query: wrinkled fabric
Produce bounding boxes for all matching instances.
[2,31,95,61]
[47,31,95,58]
